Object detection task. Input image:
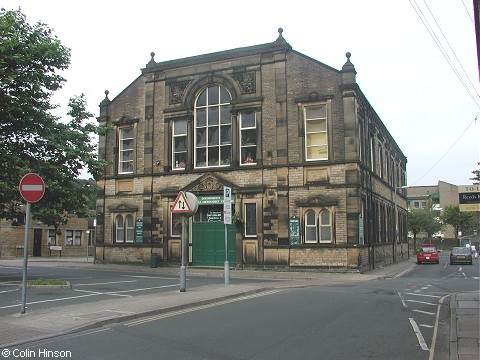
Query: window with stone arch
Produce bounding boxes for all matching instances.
[114,214,134,243]
[304,208,333,244]
[194,85,232,168]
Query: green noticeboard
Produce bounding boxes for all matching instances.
[135,219,143,243]
[289,216,299,245]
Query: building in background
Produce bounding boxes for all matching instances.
[0,214,95,258]
[95,29,407,271]
[406,181,480,243]
[406,181,459,239]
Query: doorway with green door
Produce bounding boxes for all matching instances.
[191,203,236,266]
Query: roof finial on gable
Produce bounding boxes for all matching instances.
[275,28,285,43]
[100,90,110,106]
[341,52,357,84]
[274,27,292,50]
[147,52,156,67]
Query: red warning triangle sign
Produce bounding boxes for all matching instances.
[171,192,191,213]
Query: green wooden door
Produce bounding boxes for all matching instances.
[192,222,235,266]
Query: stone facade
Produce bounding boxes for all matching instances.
[95,29,408,271]
[0,215,95,258]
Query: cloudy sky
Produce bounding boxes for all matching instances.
[4,0,479,186]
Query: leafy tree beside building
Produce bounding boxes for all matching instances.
[407,208,443,251]
[441,205,477,246]
[0,9,105,230]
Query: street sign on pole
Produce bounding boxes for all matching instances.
[223,187,232,285]
[19,173,45,203]
[223,187,232,225]
[18,173,44,314]
[172,192,191,213]
[171,191,198,292]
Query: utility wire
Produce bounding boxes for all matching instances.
[422,0,480,101]
[409,114,478,185]
[461,0,475,24]
[408,0,480,108]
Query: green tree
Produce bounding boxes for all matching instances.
[0,9,105,227]
[407,208,443,251]
[471,162,480,184]
[441,205,476,246]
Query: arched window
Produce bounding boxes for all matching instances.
[319,210,332,242]
[305,210,317,243]
[303,208,334,244]
[115,215,124,243]
[125,215,134,242]
[114,214,135,243]
[194,85,232,168]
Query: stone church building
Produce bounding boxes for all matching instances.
[95,29,408,271]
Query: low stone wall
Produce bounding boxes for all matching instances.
[95,245,163,265]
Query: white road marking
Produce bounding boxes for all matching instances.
[126,290,281,327]
[123,275,179,280]
[74,289,132,297]
[405,293,441,299]
[412,309,436,316]
[428,294,450,360]
[398,292,408,307]
[409,318,429,350]
[0,284,178,310]
[407,299,437,306]
[75,280,137,286]
[420,324,434,328]
[0,288,19,294]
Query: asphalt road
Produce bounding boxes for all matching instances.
[4,254,479,360]
[0,262,266,316]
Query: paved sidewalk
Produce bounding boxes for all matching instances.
[0,257,477,360]
[449,291,480,360]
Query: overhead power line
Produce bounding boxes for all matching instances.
[410,114,478,185]
[408,0,480,109]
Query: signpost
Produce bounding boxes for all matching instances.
[19,173,45,314]
[171,191,198,292]
[223,187,232,285]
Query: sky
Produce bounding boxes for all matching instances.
[3,0,480,187]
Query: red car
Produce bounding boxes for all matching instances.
[417,244,439,264]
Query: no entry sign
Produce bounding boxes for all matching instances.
[19,173,45,203]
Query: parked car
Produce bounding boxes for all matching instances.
[450,247,473,265]
[417,244,439,264]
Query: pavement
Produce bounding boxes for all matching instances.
[0,257,478,360]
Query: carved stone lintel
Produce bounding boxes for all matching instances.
[189,175,224,192]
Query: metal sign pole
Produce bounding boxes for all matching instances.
[224,223,229,285]
[223,187,231,285]
[180,216,186,292]
[21,202,31,314]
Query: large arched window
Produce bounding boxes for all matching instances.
[194,85,232,168]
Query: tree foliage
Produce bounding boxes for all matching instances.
[471,162,480,184]
[441,205,476,245]
[407,208,443,250]
[0,9,105,228]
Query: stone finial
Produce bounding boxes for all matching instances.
[342,52,356,73]
[274,27,292,50]
[341,52,357,84]
[275,27,285,44]
[147,52,156,67]
[100,90,110,106]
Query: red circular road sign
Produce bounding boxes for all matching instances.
[19,173,45,203]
